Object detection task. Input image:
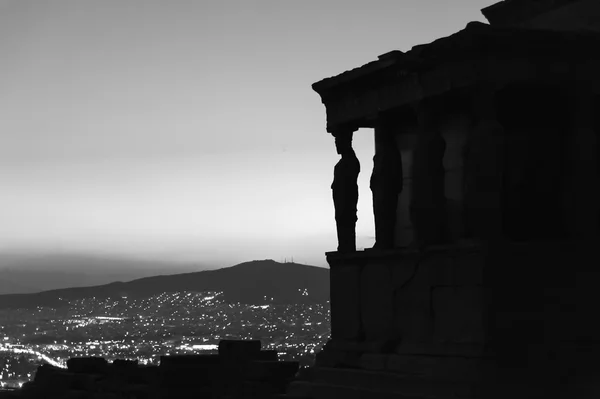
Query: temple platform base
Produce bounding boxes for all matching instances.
[284,240,600,399]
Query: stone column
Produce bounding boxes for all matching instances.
[410,98,447,247]
[441,114,469,244]
[463,86,504,241]
[371,115,403,250]
[331,127,360,253]
[563,90,599,238]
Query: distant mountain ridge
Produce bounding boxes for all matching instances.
[0,253,203,293]
[0,278,37,295]
[0,260,329,309]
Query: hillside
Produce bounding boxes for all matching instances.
[0,259,329,309]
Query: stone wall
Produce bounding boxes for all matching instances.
[325,238,600,397]
[328,243,485,358]
[329,236,600,352]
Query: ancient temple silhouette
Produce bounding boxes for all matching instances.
[288,0,600,398]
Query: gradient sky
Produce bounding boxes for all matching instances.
[0,0,496,268]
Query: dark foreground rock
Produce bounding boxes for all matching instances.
[11,340,299,399]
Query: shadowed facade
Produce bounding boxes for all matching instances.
[287,0,600,398]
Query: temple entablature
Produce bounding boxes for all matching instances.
[314,22,600,133]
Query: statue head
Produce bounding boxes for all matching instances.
[334,131,353,155]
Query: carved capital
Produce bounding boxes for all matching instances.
[331,126,358,154]
[330,125,358,138]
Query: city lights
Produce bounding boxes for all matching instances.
[0,290,330,387]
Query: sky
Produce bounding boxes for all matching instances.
[0,0,496,269]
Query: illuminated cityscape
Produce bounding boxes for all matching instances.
[0,291,330,389]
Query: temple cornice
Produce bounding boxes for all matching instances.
[314,21,600,96]
[312,21,600,92]
[481,0,579,26]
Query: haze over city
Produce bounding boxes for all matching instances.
[0,0,496,270]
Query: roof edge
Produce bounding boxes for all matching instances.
[481,0,577,26]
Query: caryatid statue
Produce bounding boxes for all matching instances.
[410,99,447,247]
[331,130,360,252]
[371,121,403,249]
